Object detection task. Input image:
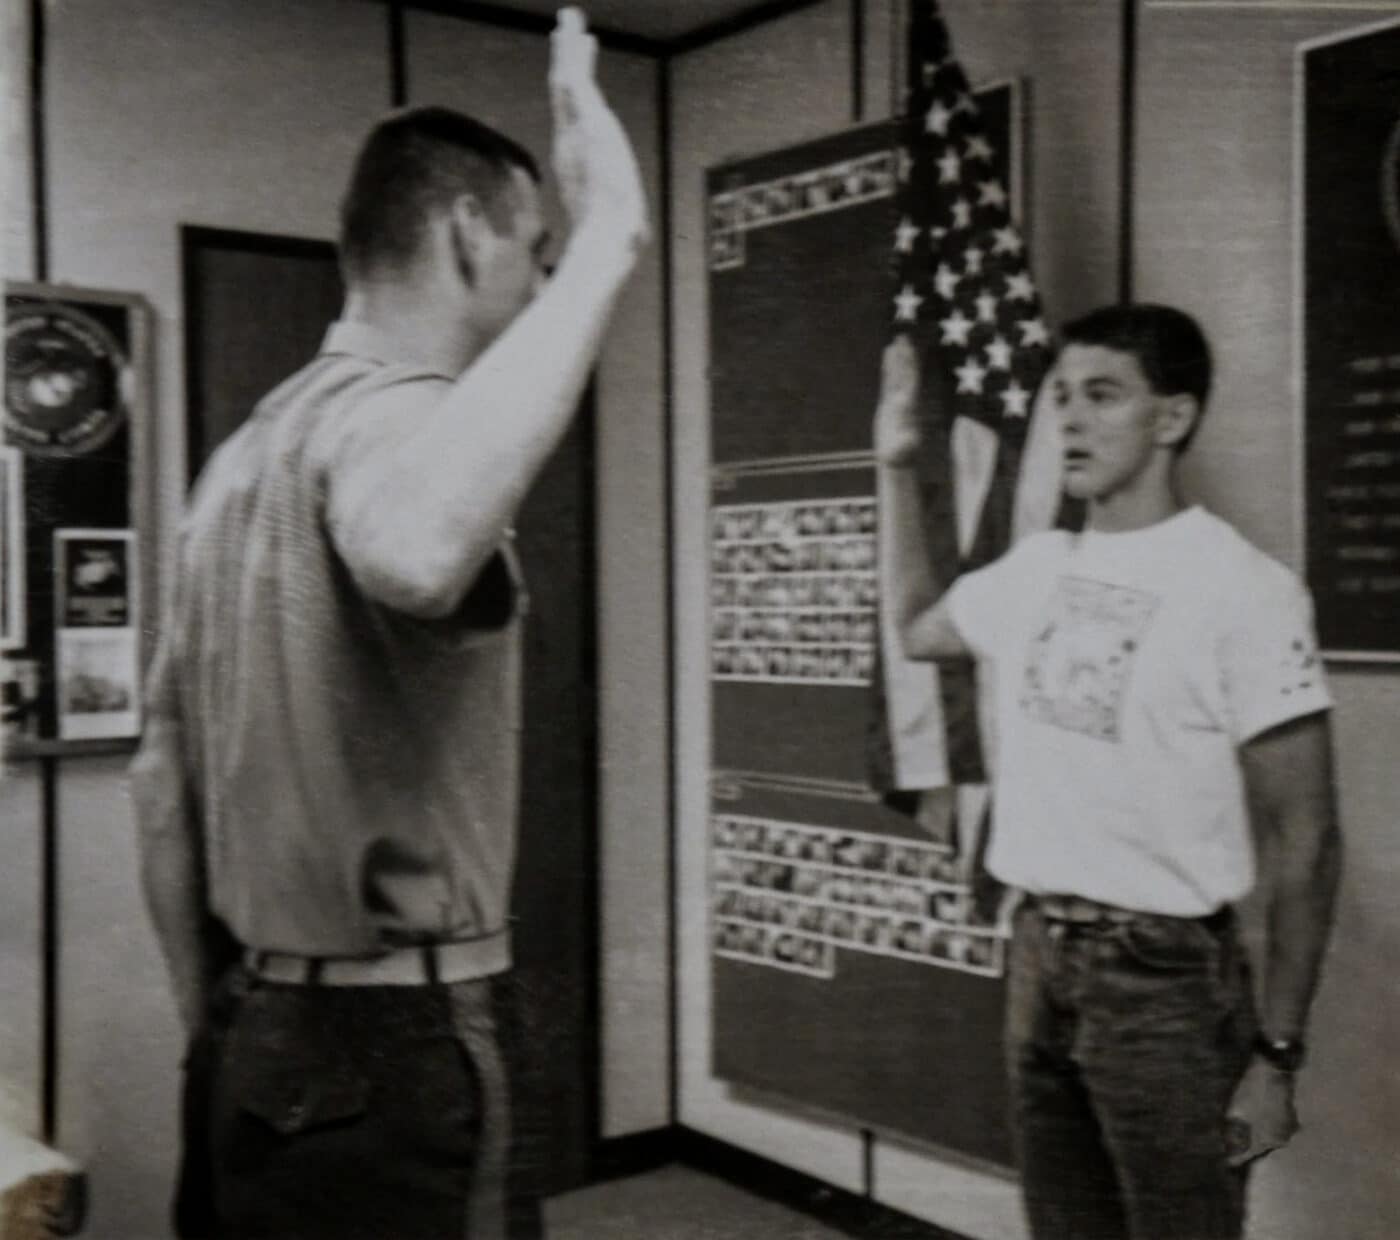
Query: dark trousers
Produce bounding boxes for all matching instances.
[1005,902,1258,1240]
[176,967,544,1240]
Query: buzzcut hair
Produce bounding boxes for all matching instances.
[339,106,540,282]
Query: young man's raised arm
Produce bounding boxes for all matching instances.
[327,10,650,620]
[875,337,970,662]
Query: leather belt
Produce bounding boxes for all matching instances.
[242,929,510,987]
[1028,892,1230,932]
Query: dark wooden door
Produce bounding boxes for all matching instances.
[182,226,599,1194]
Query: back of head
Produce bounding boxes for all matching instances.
[339,106,539,284]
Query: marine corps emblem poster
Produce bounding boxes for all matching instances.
[3,284,151,748]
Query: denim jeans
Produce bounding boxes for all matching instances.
[1005,902,1258,1240]
[176,966,543,1240]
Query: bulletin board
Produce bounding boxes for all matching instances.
[706,96,1018,1169]
[1298,17,1400,660]
[3,283,152,753]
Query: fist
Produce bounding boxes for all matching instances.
[874,336,922,466]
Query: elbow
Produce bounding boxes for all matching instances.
[358,556,464,620]
[348,536,492,621]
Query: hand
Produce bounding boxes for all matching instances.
[874,336,922,467]
[1225,1058,1300,1167]
[549,8,650,256]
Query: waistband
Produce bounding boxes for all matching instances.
[242,929,511,987]
[1026,892,1231,932]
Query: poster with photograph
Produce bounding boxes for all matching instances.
[54,529,140,740]
[0,447,23,650]
[55,529,134,628]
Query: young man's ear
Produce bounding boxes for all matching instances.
[1155,393,1200,450]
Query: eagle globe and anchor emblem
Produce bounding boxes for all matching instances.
[4,300,131,458]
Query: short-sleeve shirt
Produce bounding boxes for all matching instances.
[163,321,526,957]
[945,506,1331,916]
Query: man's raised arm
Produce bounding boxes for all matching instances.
[876,337,969,661]
[327,8,651,619]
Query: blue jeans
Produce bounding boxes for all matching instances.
[1006,901,1257,1240]
[176,967,543,1240]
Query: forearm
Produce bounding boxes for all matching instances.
[1258,808,1343,1039]
[131,725,213,1035]
[343,222,636,617]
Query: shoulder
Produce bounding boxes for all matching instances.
[1193,510,1308,606]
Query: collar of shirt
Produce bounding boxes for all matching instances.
[319,320,455,381]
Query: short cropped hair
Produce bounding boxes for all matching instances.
[1060,303,1213,450]
[339,107,539,282]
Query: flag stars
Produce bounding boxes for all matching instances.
[955,357,988,394]
[1000,380,1032,417]
[1005,271,1035,301]
[895,216,920,253]
[926,100,954,136]
[951,199,972,229]
[898,148,914,182]
[930,225,948,243]
[975,292,999,323]
[940,308,975,346]
[938,150,962,184]
[964,246,985,276]
[1017,317,1051,347]
[952,92,975,115]
[978,180,1008,209]
[934,262,961,300]
[985,335,1013,370]
[964,135,994,162]
[894,284,925,323]
[993,227,1024,256]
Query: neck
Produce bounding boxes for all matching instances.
[340,281,483,376]
[1086,470,1185,534]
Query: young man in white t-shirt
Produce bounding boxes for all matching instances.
[877,304,1341,1240]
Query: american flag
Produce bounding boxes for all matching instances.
[869,0,1063,823]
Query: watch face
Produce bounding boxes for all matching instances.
[1256,1035,1306,1072]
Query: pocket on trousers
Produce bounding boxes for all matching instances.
[219,996,370,1138]
[227,1058,369,1136]
[1118,917,1219,972]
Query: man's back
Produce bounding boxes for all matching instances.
[171,327,525,957]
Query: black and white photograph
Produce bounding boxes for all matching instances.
[3,1,1398,1238]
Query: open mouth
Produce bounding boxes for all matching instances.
[1063,450,1091,470]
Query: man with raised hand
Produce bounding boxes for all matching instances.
[131,9,648,1238]
[878,305,1341,1239]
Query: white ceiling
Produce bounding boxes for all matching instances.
[457,0,791,44]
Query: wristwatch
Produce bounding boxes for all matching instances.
[1253,1033,1307,1072]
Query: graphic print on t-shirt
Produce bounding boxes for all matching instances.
[1019,576,1161,743]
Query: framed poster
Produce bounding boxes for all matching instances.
[1296,16,1400,660]
[3,282,152,751]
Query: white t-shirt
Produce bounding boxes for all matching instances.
[945,506,1332,916]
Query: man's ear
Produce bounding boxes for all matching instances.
[447,193,489,288]
[1155,393,1200,450]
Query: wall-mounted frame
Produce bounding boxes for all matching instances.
[3,281,154,755]
[1294,15,1400,662]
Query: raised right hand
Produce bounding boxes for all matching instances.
[549,8,650,257]
[874,336,923,467]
